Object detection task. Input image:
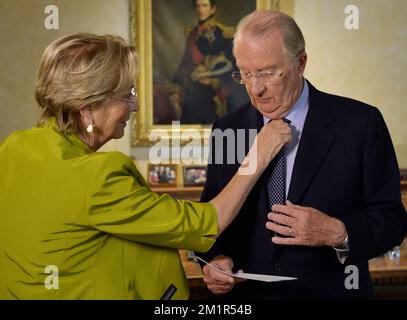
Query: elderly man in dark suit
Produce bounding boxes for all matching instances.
[200,10,407,299]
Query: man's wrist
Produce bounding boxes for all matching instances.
[330,218,348,247]
[333,235,349,252]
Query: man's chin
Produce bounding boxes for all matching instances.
[255,106,284,120]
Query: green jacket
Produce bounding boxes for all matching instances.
[0,119,217,299]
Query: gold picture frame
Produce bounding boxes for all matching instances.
[130,0,280,146]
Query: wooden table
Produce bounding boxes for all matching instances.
[369,242,407,299]
[179,250,212,300]
[369,245,407,283]
[151,186,204,201]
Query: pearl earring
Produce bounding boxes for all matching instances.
[86,120,94,133]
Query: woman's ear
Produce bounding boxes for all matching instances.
[79,105,92,118]
[77,106,93,129]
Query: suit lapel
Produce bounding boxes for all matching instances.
[241,104,264,136]
[288,82,336,204]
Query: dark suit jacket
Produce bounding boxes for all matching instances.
[200,81,407,299]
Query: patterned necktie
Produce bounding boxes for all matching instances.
[266,118,290,236]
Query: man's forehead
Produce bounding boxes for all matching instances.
[235,46,287,71]
[234,28,284,49]
[195,0,212,6]
[234,32,287,70]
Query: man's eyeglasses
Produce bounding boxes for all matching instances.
[231,68,288,86]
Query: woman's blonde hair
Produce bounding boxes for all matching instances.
[35,33,138,134]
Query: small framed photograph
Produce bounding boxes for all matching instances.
[183,165,207,187]
[147,163,177,187]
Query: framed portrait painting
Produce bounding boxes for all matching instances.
[130,0,280,146]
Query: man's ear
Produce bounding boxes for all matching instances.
[297,52,307,77]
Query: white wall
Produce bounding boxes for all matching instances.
[292,0,407,167]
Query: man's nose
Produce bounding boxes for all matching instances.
[250,77,266,95]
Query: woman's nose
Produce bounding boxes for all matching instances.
[130,103,137,112]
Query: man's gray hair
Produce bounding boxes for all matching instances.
[233,10,305,61]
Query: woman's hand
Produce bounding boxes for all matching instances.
[248,119,292,170]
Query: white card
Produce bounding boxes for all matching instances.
[230,271,297,282]
[195,256,297,283]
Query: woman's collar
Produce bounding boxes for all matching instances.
[45,117,94,154]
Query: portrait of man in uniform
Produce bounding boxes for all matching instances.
[152,0,256,125]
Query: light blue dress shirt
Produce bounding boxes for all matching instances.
[263,79,310,197]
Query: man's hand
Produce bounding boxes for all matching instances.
[265,201,347,247]
[202,255,246,295]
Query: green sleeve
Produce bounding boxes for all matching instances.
[86,152,218,253]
